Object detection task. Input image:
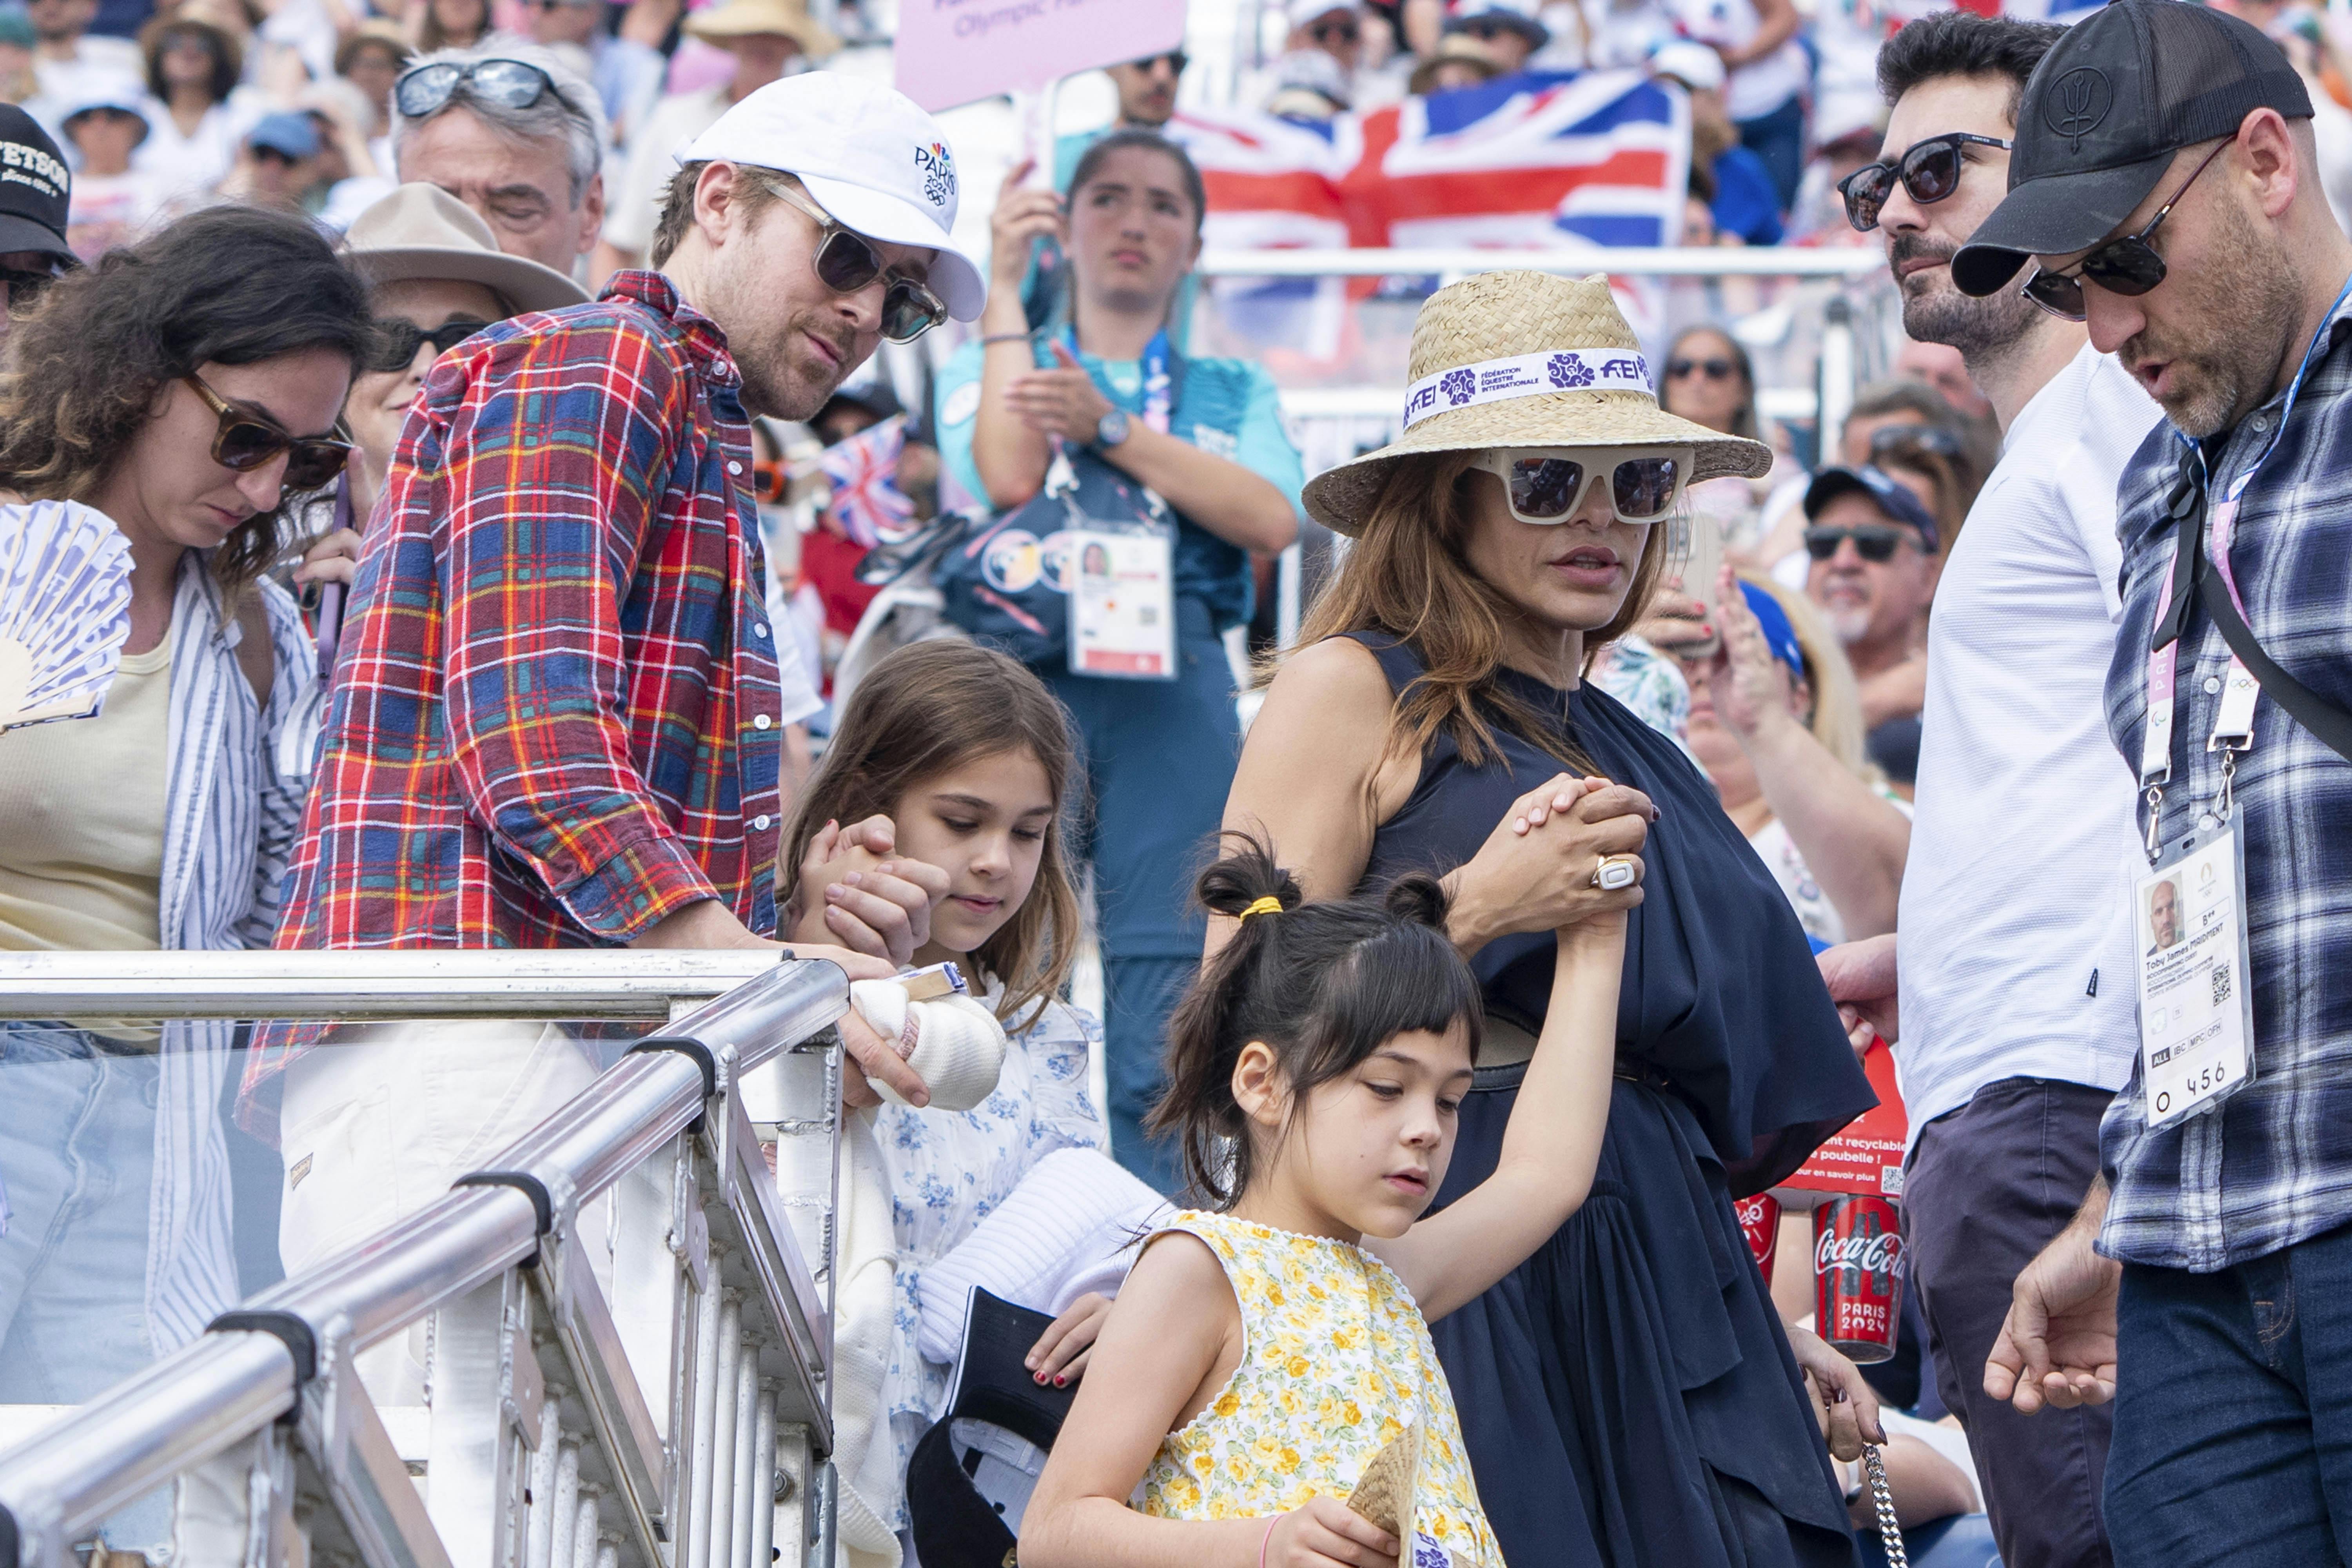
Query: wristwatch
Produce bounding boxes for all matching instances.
[1095,408,1131,448]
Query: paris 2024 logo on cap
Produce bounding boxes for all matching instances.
[2045,66,2113,156]
[914,140,956,208]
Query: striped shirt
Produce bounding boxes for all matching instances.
[2098,298,2352,1272]
[270,270,784,958]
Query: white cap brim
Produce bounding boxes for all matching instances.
[799,170,985,321]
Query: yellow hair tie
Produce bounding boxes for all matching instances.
[1237,896,1285,922]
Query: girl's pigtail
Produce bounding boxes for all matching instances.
[1149,833,1300,1205]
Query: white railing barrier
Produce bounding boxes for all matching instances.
[0,953,847,1568]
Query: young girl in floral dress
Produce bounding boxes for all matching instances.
[1020,788,1637,1568]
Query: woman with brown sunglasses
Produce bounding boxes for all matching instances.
[0,209,370,1532]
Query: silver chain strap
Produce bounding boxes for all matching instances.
[1862,1445,1907,1568]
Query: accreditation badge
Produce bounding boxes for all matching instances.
[2134,829,2257,1128]
[1067,528,1176,681]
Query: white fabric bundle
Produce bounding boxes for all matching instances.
[830,978,1013,1568]
[917,1147,1172,1365]
[848,978,1006,1112]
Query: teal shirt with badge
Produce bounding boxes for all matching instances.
[934,337,1306,635]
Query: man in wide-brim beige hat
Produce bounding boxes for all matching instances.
[1302,269,1771,535]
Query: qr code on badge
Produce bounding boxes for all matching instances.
[2212,961,2234,1008]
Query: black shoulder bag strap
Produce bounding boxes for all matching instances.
[2168,471,2352,765]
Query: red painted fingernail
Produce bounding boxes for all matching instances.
[1054,1374,1067,1387]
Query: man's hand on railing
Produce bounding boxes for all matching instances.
[840,1005,930,1109]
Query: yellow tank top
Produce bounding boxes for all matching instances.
[1137,1210,1501,1567]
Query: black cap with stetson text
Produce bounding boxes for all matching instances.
[0,103,71,267]
[1951,0,2310,298]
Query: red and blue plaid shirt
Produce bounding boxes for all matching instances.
[272,270,784,954]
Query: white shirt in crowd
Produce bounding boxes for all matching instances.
[1892,341,2163,1151]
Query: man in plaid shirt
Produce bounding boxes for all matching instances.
[263,75,987,1298]
[1951,5,2352,1560]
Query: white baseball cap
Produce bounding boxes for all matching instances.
[677,73,985,321]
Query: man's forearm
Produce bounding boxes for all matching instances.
[632,898,778,951]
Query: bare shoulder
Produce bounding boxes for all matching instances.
[1263,633,1396,715]
[1125,1227,1239,1315]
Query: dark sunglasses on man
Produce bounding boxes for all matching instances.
[1803,523,1918,564]
[1132,49,1187,76]
[1310,17,1361,45]
[367,317,492,373]
[762,178,947,344]
[185,373,354,490]
[395,58,570,122]
[2017,140,2227,322]
[1839,131,2013,232]
[0,259,67,311]
[1870,423,1962,460]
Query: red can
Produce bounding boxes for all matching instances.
[1735,1194,1781,1284]
[1813,1194,1906,1364]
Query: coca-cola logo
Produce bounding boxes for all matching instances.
[1815,1229,1906,1280]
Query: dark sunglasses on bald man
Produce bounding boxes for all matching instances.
[2018,140,2228,322]
[185,373,353,490]
[1839,131,2013,232]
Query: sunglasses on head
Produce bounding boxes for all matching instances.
[1666,356,1735,381]
[1870,422,1962,459]
[1838,131,2013,232]
[762,178,947,345]
[1473,446,1690,526]
[367,316,492,372]
[395,58,565,120]
[1803,523,1915,563]
[2018,140,2228,323]
[185,374,352,490]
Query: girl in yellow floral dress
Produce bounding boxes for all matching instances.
[1021,792,1635,1568]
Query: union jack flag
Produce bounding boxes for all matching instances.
[818,414,916,549]
[1166,69,1689,360]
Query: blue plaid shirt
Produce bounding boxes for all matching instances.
[2098,297,2352,1272]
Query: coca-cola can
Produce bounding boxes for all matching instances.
[1813,1194,1906,1364]
[1735,1194,1781,1284]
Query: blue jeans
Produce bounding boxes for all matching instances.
[0,1023,169,1546]
[2107,1220,2352,1566]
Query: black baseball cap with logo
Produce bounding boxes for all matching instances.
[0,103,73,267]
[1951,0,2310,298]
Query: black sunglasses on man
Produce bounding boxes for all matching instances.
[1840,132,2013,232]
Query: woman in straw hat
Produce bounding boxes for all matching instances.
[1220,270,1882,1565]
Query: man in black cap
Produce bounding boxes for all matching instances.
[0,101,74,334]
[1955,2,2352,1562]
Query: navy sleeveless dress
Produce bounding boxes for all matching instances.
[1345,633,1875,1568]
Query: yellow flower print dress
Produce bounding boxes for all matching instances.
[1136,1211,1501,1567]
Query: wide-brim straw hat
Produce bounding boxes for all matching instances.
[1303,270,1772,536]
[683,0,840,58]
[344,182,590,316]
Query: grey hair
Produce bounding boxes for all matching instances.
[390,41,607,206]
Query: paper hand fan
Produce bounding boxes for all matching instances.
[0,500,134,731]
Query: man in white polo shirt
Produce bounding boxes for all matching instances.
[1815,13,2161,1567]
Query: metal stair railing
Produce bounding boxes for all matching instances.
[0,952,849,1568]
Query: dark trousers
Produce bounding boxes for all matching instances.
[2109,1220,2352,1567]
[1736,94,1807,212]
[1906,1077,2115,1568]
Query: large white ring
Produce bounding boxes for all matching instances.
[1592,854,1639,891]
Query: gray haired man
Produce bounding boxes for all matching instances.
[391,42,606,276]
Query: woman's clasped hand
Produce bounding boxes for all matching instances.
[1447,773,1655,947]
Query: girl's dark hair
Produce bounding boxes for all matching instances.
[1150,833,1484,1207]
[141,16,241,105]
[1069,129,1208,239]
[0,205,373,600]
[779,641,1082,1026]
